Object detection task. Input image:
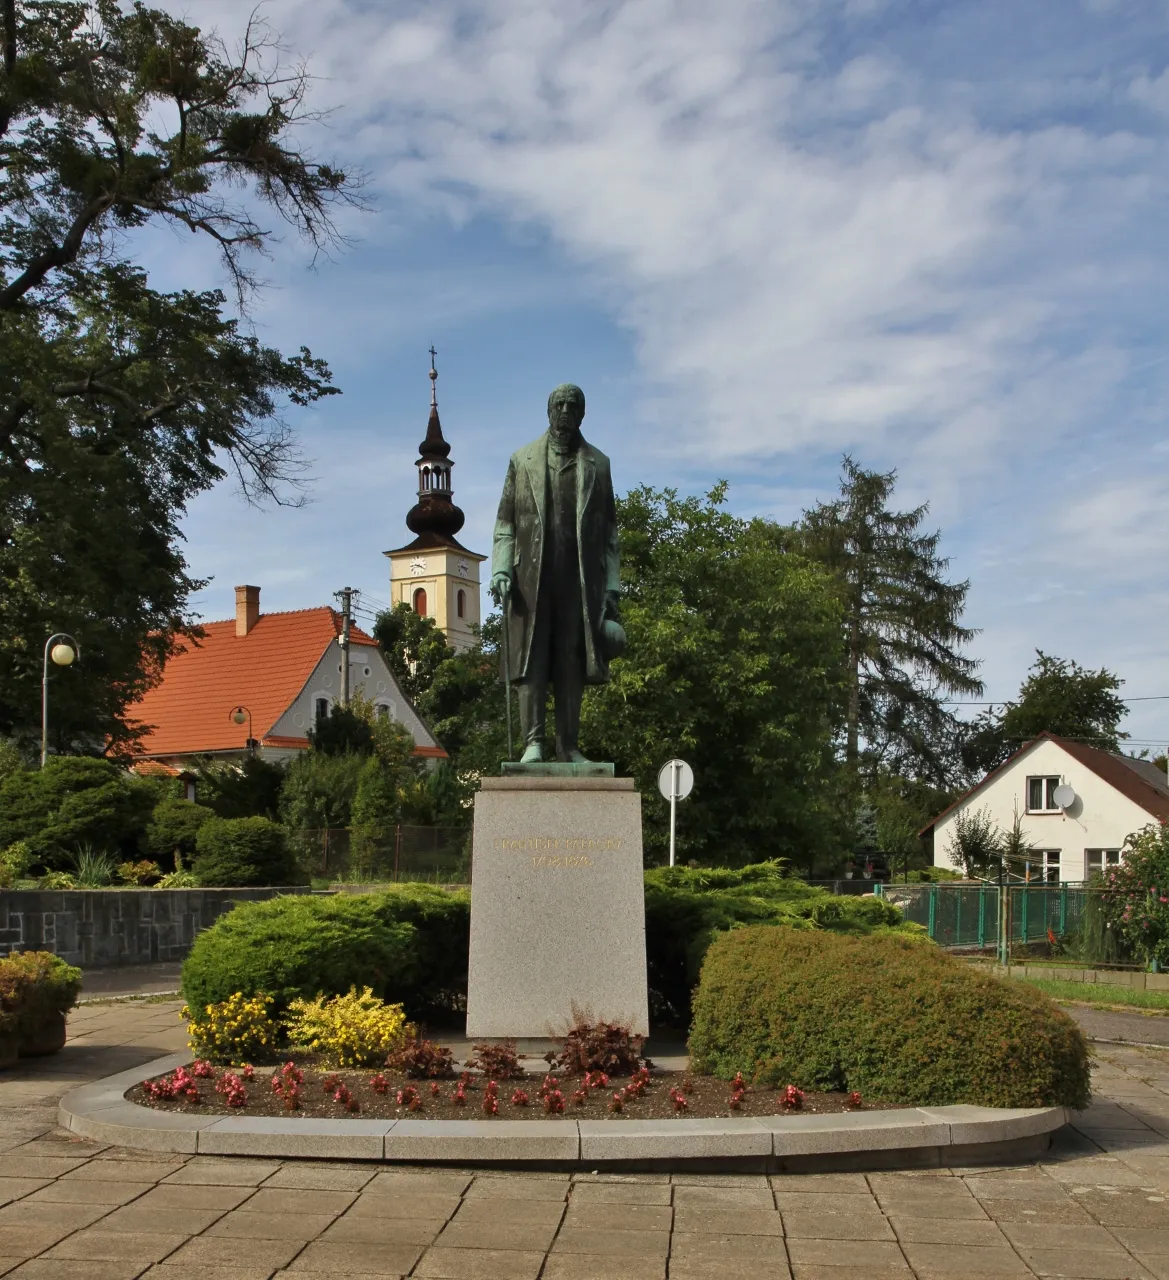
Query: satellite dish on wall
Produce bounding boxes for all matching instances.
[1053,784,1076,809]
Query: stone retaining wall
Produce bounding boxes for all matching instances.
[994,962,1169,991]
[0,887,312,968]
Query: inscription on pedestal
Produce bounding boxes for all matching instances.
[466,778,649,1039]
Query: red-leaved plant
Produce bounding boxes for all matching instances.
[778,1084,805,1111]
[386,1037,457,1079]
[847,1090,863,1109]
[270,1062,303,1111]
[553,1016,645,1077]
[511,1089,530,1107]
[467,1040,525,1080]
[215,1072,247,1108]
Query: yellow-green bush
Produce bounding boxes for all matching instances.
[286,986,409,1067]
[688,926,1091,1108]
[183,992,281,1063]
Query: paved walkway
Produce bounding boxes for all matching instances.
[7,1002,1169,1277]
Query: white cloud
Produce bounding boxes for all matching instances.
[169,0,1169,746]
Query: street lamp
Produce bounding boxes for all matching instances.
[41,633,80,767]
[229,705,257,757]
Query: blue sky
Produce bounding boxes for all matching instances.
[156,0,1169,749]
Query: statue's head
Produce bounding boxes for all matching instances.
[547,383,585,438]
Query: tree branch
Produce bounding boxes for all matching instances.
[0,194,115,309]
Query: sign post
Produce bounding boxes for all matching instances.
[657,759,694,867]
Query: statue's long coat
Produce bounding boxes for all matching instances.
[492,432,620,685]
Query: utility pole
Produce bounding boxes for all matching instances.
[336,587,353,706]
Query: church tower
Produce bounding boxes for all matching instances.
[383,350,486,652]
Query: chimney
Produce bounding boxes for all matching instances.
[235,585,260,637]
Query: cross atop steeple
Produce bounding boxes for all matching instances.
[429,345,438,409]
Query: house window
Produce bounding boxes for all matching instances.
[1027,776,1061,812]
[413,587,427,617]
[1086,849,1121,877]
[376,703,392,720]
[314,697,329,723]
[1023,850,1061,883]
[457,589,465,619]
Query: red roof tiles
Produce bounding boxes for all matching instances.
[126,607,376,757]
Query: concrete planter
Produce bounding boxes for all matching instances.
[18,1009,67,1057]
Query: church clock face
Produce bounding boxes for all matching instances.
[409,557,427,577]
[457,559,470,578]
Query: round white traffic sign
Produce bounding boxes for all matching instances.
[658,759,694,802]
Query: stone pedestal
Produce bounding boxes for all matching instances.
[465,776,649,1039]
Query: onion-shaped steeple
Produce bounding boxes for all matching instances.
[406,348,465,538]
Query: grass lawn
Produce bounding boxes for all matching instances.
[1017,976,1169,1013]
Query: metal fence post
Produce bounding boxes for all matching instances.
[928,885,937,941]
[1059,887,1067,935]
[1020,887,1029,944]
[978,886,987,949]
[394,824,401,880]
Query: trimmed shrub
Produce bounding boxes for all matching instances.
[643,861,914,1024]
[183,992,281,1063]
[286,987,409,1067]
[192,816,297,887]
[688,926,1091,1108]
[182,890,427,1017]
[145,797,215,868]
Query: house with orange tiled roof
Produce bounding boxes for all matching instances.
[124,585,445,770]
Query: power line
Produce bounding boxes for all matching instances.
[944,695,1169,705]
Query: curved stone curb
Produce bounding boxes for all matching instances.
[59,1055,1069,1170]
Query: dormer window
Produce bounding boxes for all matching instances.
[1026,776,1061,813]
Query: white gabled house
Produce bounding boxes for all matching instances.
[923,732,1169,883]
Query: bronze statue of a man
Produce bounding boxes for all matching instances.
[491,383,622,763]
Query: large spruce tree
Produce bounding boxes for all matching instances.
[0,1,359,752]
[799,457,982,787]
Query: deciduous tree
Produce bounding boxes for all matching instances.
[962,651,1127,776]
[581,485,848,868]
[1,1,359,750]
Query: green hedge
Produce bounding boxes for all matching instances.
[192,816,298,887]
[180,884,469,1020]
[644,862,914,1024]
[688,926,1091,1108]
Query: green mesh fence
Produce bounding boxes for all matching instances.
[882,883,1091,950]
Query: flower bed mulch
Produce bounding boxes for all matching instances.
[126,1060,899,1121]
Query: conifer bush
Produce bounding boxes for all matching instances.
[688,926,1091,1108]
[180,885,468,1019]
[192,816,298,886]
